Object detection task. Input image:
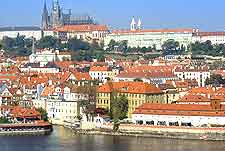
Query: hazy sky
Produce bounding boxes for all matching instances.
[0,0,225,31]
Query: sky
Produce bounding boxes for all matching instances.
[0,0,225,31]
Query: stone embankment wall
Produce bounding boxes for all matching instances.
[74,123,225,141]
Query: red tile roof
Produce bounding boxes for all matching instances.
[194,32,225,37]
[54,24,109,32]
[97,81,162,94]
[112,28,193,34]
[89,66,109,72]
[176,94,211,103]
[133,103,225,116]
[71,70,91,81]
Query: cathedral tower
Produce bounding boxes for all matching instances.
[41,1,49,30]
[51,0,63,28]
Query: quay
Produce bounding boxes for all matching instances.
[72,122,225,141]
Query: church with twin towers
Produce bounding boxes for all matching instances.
[41,0,95,30]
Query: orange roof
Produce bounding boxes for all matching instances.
[133,103,225,116]
[112,28,193,34]
[55,24,109,32]
[41,85,55,97]
[89,66,109,72]
[176,94,211,103]
[11,106,41,118]
[188,87,214,95]
[117,71,176,79]
[97,81,162,94]
[71,71,91,81]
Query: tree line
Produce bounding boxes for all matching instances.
[106,39,225,57]
[0,34,105,61]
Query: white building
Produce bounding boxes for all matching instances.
[89,66,120,82]
[174,66,210,87]
[192,31,225,44]
[54,24,109,43]
[132,102,225,127]
[33,85,88,124]
[0,26,42,40]
[104,18,193,50]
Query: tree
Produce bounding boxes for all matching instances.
[77,84,97,122]
[0,117,10,124]
[119,40,128,52]
[68,38,90,51]
[36,107,48,121]
[162,39,180,55]
[37,36,58,49]
[108,39,117,51]
[205,74,225,86]
[140,47,148,53]
[110,93,128,132]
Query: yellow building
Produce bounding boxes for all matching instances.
[96,81,165,117]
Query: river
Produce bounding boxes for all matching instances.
[0,126,225,151]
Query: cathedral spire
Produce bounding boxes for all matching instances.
[41,0,49,30]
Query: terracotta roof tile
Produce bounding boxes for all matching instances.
[97,81,162,94]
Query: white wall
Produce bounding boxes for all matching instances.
[132,114,225,127]
[0,30,42,40]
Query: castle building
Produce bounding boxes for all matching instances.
[104,17,194,50]
[41,0,95,30]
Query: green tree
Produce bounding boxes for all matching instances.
[205,74,225,86]
[68,38,90,51]
[0,117,10,124]
[119,40,128,52]
[36,107,48,121]
[162,39,180,55]
[108,39,117,51]
[37,36,58,49]
[78,84,97,122]
[110,93,128,131]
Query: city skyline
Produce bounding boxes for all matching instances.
[1,0,225,31]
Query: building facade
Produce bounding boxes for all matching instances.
[174,66,210,87]
[132,100,225,127]
[192,31,225,45]
[104,17,193,50]
[96,81,165,117]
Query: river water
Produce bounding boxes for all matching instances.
[0,126,225,151]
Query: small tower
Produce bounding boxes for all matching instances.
[130,17,136,31]
[137,18,142,30]
[32,37,36,55]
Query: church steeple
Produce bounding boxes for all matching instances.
[130,17,136,31]
[137,18,142,30]
[41,0,49,30]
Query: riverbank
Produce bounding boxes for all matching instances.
[72,124,225,141]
